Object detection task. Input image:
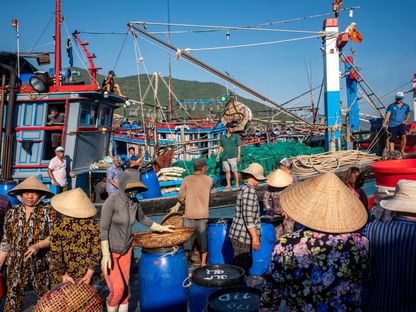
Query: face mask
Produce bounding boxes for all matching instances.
[126,190,139,201]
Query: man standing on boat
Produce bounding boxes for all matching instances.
[48,146,68,192]
[216,122,241,188]
[383,91,411,154]
[175,158,213,266]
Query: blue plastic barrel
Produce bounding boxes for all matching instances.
[208,218,234,264]
[0,180,19,206]
[249,217,277,276]
[139,247,188,312]
[140,167,162,199]
[186,264,245,312]
[205,286,261,312]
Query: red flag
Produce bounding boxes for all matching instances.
[350,29,363,44]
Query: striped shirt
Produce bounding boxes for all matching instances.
[363,217,416,312]
[229,184,261,245]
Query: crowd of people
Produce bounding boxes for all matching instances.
[0,147,415,311]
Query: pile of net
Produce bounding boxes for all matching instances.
[173,141,324,179]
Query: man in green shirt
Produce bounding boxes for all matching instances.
[216,122,241,188]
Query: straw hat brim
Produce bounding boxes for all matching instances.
[280,172,368,233]
[125,181,148,192]
[51,188,96,218]
[266,169,293,188]
[241,166,266,181]
[380,197,416,213]
[8,176,53,197]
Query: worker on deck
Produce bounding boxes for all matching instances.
[383,91,410,154]
[216,121,241,188]
[102,70,127,98]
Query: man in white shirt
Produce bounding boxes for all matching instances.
[48,146,68,192]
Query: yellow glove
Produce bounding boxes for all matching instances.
[169,202,182,213]
[150,223,175,233]
[101,240,112,273]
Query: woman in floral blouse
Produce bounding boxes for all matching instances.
[260,172,369,312]
[49,188,101,288]
[0,176,55,312]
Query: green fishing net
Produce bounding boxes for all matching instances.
[173,141,324,179]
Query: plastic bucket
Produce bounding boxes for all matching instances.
[249,217,276,276]
[185,264,245,312]
[205,286,261,312]
[208,218,233,264]
[371,159,416,188]
[140,167,162,199]
[0,180,19,206]
[139,247,187,312]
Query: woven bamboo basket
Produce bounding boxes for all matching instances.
[133,226,194,248]
[161,212,184,227]
[33,282,102,312]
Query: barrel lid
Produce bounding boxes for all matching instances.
[142,246,183,254]
[261,215,283,225]
[208,218,233,224]
[205,287,261,312]
[191,264,245,288]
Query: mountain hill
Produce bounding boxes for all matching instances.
[77,68,292,122]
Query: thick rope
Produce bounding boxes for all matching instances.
[292,150,380,177]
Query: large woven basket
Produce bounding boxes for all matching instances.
[33,283,102,312]
[133,226,194,249]
[161,212,184,227]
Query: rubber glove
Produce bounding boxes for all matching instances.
[101,240,112,273]
[169,202,181,213]
[150,223,175,233]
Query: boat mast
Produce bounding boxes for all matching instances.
[167,0,173,121]
[413,73,416,122]
[128,23,312,127]
[54,0,62,86]
[322,5,341,150]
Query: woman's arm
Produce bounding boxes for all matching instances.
[24,237,50,260]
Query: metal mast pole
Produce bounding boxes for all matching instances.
[322,18,341,150]
[54,0,62,86]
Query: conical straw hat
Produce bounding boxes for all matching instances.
[51,188,96,218]
[8,176,53,197]
[280,172,367,233]
[266,169,293,188]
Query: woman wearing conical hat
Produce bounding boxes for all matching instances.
[263,169,294,237]
[260,172,369,311]
[49,188,101,288]
[0,176,55,312]
[228,163,266,273]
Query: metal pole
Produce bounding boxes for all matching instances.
[128,23,312,127]
[322,18,341,151]
[54,0,62,86]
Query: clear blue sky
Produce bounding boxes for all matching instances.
[1,0,415,116]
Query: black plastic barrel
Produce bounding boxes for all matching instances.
[205,286,261,312]
[186,264,245,312]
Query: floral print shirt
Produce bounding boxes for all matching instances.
[50,216,101,287]
[260,230,369,312]
[0,203,55,271]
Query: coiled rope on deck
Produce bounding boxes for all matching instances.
[292,150,380,177]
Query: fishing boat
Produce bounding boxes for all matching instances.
[0,0,124,202]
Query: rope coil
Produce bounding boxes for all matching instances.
[292,150,379,177]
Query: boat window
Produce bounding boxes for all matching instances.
[46,104,65,126]
[79,102,98,126]
[98,105,112,127]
